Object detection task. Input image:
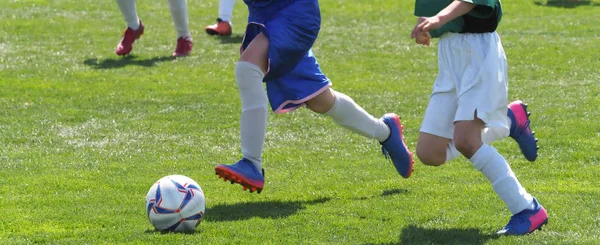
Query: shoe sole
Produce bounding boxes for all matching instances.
[388,115,414,178]
[173,52,191,57]
[382,113,415,179]
[498,215,548,235]
[205,29,232,36]
[509,100,538,161]
[215,166,264,194]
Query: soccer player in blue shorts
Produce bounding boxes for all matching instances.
[214,0,414,194]
[410,0,547,235]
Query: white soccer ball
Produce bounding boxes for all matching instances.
[145,175,206,232]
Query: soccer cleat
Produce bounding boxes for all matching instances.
[205,18,232,36]
[215,159,264,193]
[115,21,145,56]
[497,198,548,235]
[380,113,414,178]
[507,100,539,162]
[173,37,193,57]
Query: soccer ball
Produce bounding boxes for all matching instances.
[145,175,206,232]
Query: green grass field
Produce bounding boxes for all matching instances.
[1,0,599,244]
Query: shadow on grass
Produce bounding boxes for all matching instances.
[83,55,175,69]
[215,34,245,44]
[366,225,498,245]
[354,188,409,201]
[205,197,330,222]
[144,228,199,235]
[382,188,409,196]
[534,0,599,8]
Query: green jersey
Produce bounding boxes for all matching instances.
[414,0,503,38]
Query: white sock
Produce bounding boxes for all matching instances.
[324,91,390,142]
[218,0,236,22]
[446,140,460,162]
[470,144,534,214]
[482,117,511,144]
[168,0,191,38]
[236,61,268,171]
[116,0,140,29]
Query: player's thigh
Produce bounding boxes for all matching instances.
[240,32,269,73]
[454,32,508,133]
[417,89,456,165]
[419,90,457,139]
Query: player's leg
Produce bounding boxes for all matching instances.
[218,0,236,24]
[115,0,144,55]
[215,31,269,193]
[415,74,458,166]
[475,101,540,162]
[116,0,140,30]
[167,0,193,57]
[416,133,452,166]
[306,89,391,142]
[454,115,534,207]
[444,102,538,163]
[454,32,547,235]
[216,0,323,192]
[236,32,270,168]
[439,126,506,164]
[206,0,235,36]
[305,88,414,178]
[454,116,546,235]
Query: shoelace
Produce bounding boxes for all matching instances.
[509,106,532,138]
[381,147,390,159]
[122,29,136,43]
[504,214,529,230]
[241,158,265,178]
[512,119,531,139]
[175,39,190,53]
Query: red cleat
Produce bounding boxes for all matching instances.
[173,37,193,57]
[205,18,232,36]
[115,21,144,56]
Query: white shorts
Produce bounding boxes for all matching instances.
[420,32,509,139]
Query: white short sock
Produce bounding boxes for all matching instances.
[482,117,511,144]
[236,61,267,171]
[470,144,534,214]
[324,91,390,142]
[218,0,236,22]
[446,140,460,162]
[168,0,191,38]
[116,0,140,29]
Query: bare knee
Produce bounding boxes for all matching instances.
[453,135,481,157]
[416,146,445,166]
[306,102,332,114]
[306,88,335,114]
[416,134,449,166]
[454,120,485,158]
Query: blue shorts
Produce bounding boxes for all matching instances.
[242,0,331,114]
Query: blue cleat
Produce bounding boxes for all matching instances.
[497,198,548,235]
[380,113,414,178]
[508,100,539,162]
[215,159,265,193]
